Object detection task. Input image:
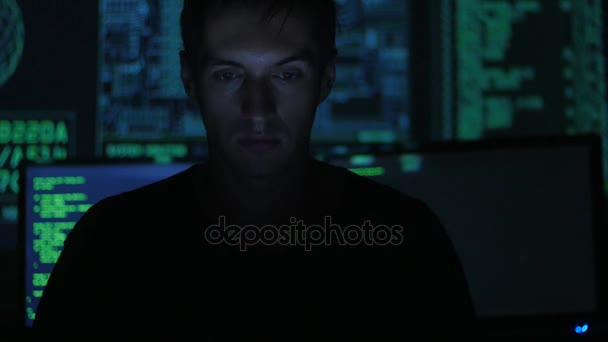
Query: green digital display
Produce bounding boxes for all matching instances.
[451,0,605,139]
[0,112,76,250]
[26,175,94,322]
[0,0,25,88]
[348,166,386,177]
[104,142,198,163]
[0,119,71,194]
[441,0,607,186]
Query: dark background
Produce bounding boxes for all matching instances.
[1,0,607,338]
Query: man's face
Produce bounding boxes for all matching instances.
[181,8,335,178]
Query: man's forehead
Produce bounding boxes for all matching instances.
[197,10,321,65]
[201,8,316,47]
[200,47,317,68]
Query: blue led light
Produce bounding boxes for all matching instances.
[574,324,589,334]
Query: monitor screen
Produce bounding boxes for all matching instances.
[99,0,412,158]
[20,161,195,328]
[327,136,602,327]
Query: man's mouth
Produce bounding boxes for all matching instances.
[237,137,281,152]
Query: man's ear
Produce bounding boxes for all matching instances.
[317,56,336,105]
[180,51,198,104]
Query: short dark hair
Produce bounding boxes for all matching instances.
[180,0,338,68]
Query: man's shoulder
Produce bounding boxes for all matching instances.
[314,160,441,235]
[101,162,200,204]
[79,162,203,224]
[64,163,204,248]
[321,161,433,214]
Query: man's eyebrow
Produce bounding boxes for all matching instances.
[274,49,316,66]
[201,57,242,67]
[200,49,316,67]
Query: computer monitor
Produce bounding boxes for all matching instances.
[326,135,605,337]
[18,160,196,329]
[99,0,415,156]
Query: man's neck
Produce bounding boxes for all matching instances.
[206,157,314,225]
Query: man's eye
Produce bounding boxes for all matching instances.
[212,71,240,81]
[274,71,301,81]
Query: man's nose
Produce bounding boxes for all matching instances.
[240,78,277,117]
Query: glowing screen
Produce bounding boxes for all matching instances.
[437,0,607,184]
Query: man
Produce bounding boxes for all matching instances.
[33,0,476,339]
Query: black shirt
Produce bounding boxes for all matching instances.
[33,160,476,340]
